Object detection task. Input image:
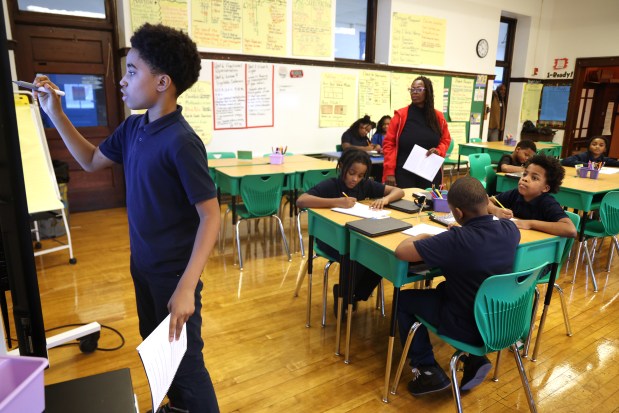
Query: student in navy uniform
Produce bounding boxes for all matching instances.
[489,154,577,238]
[371,115,391,147]
[341,115,381,153]
[394,176,520,396]
[497,140,537,173]
[296,149,404,313]
[35,24,220,413]
[560,136,619,167]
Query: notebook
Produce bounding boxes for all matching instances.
[345,217,412,237]
[387,199,420,214]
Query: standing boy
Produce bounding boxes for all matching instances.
[497,140,537,173]
[35,24,220,412]
[395,177,520,396]
[489,154,577,238]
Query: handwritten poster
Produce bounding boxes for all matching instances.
[447,122,467,158]
[192,0,242,51]
[212,62,274,130]
[390,73,444,114]
[358,71,391,122]
[161,0,188,32]
[243,0,287,56]
[391,13,446,67]
[292,0,333,58]
[319,73,357,128]
[178,81,213,144]
[449,78,474,122]
[130,0,161,32]
[521,83,543,122]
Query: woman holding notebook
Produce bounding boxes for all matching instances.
[382,76,451,189]
[297,149,404,315]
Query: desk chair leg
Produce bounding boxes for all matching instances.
[376,280,386,317]
[235,220,244,270]
[582,240,599,292]
[554,283,572,336]
[512,343,538,413]
[296,211,306,258]
[606,236,619,272]
[322,262,334,327]
[391,321,422,395]
[294,258,310,297]
[272,215,292,262]
[571,240,583,285]
[523,287,541,359]
[449,351,468,413]
[305,262,313,328]
[492,350,502,381]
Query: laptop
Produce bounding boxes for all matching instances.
[346,217,412,237]
[387,199,420,214]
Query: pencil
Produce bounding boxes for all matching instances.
[342,192,349,197]
[492,196,506,209]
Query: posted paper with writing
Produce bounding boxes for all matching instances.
[137,314,187,412]
[403,145,445,181]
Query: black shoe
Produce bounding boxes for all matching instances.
[460,355,492,391]
[407,363,451,396]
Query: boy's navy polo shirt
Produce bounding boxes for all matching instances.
[496,189,567,222]
[99,106,216,274]
[414,215,520,345]
[306,177,385,200]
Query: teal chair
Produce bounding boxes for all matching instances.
[443,140,469,186]
[335,144,343,152]
[523,211,580,361]
[574,191,619,292]
[468,153,492,188]
[391,263,547,413]
[207,152,236,159]
[484,165,497,196]
[470,137,482,143]
[234,174,291,270]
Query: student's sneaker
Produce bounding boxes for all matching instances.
[147,403,189,413]
[460,355,492,391]
[407,363,452,396]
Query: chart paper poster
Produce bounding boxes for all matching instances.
[292,0,333,57]
[390,72,418,114]
[161,0,188,32]
[391,13,446,67]
[192,0,242,51]
[449,78,474,121]
[243,0,287,56]
[521,83,543,122]
[358,71,390,122]
[178,81,213,145]
[319,73,357,128]
[446,122,467,158]
[130,0,161,32]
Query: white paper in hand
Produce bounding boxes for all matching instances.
[137,314,187,412]
[403,144,445,181]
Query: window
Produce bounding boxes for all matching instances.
[17,0,106,19]
[494,17,516,90]
[335,0,371,61]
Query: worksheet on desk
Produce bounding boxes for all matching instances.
[403,144,445,181]
[137,314,187,412]
[332,202,391,219]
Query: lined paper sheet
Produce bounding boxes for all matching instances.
[403,223,447,236]
[137,314,187,412]
[332,203,391,219]
[403,144,445,181]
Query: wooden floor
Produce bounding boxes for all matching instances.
[6,203,619,412]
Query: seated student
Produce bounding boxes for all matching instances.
[394,176,520,396]
[489,154,577,238]
[371,115,391,147]
[561,136,619,167]
[296,149,404,312]
[497,140,537,173]
[341,115,381,153]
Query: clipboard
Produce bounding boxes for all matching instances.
[345,217,412,237]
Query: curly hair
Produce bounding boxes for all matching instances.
[525,154,565,193]
[412,76,440,134]
[337,148,372,181]
[130,23,201,96]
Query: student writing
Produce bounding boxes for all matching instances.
[341,115,381,153]
[35,24,220,413]
[497,140,537,173]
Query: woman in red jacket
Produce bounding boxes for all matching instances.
[382,76,451,188]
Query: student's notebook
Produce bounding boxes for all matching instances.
[387,199,420,214]
[345,217,412,237]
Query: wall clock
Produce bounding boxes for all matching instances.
[476,39,489,58]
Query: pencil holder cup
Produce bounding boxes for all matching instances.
[433,191,450,212]
[504,137,517,146]
[270,154,284,165]
[578,167,599,179]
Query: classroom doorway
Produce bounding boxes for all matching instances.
[9,0,125,212]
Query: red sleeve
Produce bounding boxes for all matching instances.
[382,111,401,181]
[435,110,451,157]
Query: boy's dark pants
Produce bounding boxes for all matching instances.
[131,259,220,412]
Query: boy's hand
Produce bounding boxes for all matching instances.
[33,75,63,115]
[494,208,514,220]
[369,197,386,209]
[338,197,357,208]
[167,284,195,342]
[513,219,531,230]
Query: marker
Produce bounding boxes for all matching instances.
[13,80,66,96]
[492,196,506,209]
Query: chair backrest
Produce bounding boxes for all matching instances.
[484,165,497,195]
[240,174,285,217]
[470,138,482,143]
[445,139,454,157]
[335,144,343,152]
[600,191,619,236]
[537,147,556,158]
[469,153,492,183]
[474,262,547,353]
[558,211,581,274]
[207,152,236,160]
[302,169,337,192]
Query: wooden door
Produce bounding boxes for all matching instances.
[13,25,124,211]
